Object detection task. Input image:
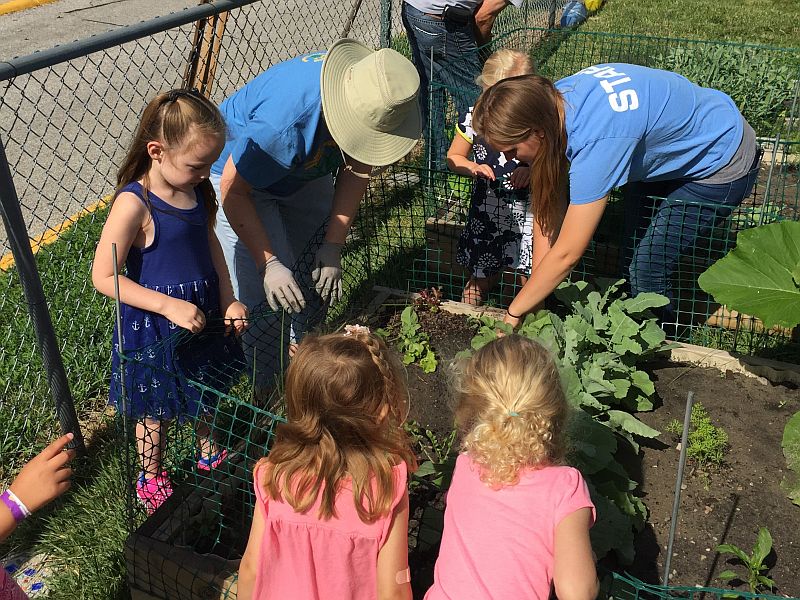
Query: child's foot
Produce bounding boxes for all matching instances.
[136,472,173,515]
[197,448,228,471]
[461,279,486,306]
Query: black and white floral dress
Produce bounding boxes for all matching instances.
[455,107,534,278]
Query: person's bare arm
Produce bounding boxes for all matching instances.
[237,469,268,600]
[208,227,248,335]
[219,156,276,268]
[553,508,599,600]
[376,490,412,600]
[447,132,495,180]
[326,156,372,245]
[504,196,608,325]
[1,433,75,543]
[473,0,512,46]
[92,193,205,332]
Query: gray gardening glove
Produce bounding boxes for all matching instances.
[260,256,306,314]
[311,242,343,305]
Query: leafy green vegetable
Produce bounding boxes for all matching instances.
[698,221,800,330]
[781,411,800,507]
[464,279,671,562]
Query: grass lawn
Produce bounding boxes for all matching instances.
[585,0,800,47]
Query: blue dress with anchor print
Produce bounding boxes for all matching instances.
[109,182,244,420]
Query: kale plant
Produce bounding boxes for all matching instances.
[462,279,672,563]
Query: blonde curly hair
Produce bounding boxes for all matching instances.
[452,335,567,488]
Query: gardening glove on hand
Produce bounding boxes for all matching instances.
[261,256,306,314]
[311,242,343,305]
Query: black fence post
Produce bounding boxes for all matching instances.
[0,138,86,454]
[380,0,392,49]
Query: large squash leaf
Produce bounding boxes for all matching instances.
[782,410,800,507]
[698,221,800,329]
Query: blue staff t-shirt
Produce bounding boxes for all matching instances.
[211,51,343,196]
[555,64,744,204]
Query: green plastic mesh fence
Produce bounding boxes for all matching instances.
[418,28,800,358]
[608,571,798,600]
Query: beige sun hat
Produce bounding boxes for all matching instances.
[321,38,422,167]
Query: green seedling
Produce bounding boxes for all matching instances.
[666,402,728,469]
[377,306,438,373]
[717,527,775,595]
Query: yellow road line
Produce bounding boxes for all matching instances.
[0,0,59,16]
[0,194,112,272]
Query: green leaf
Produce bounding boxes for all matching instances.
[620,293,670,314]
[414,461,437,477]
[631,370,655,396]
[606,410,660,438]
[782,411,800,505]
[607,303,641,346]
[717,543,750,564]
[718,570,738,581]
[698,221,800,329]
[419,349,438,373]
[640,320,667,350]
[752,527,772,566]
[586,482,635,564]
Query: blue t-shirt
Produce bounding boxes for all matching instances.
[211,51,343,196]
[555,64,744,204]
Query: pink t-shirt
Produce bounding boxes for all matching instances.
[250,461,407,600]
[425,454,595,600]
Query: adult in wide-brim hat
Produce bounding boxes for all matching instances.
[209,39,421,395]
[321,38,422,167]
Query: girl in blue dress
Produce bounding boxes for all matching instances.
[92,89,248,513]
[447,49,535,306]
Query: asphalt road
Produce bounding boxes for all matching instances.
[0,0,199,61]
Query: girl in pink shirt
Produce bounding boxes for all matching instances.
[426,335,599,600]
[237,326,417,600]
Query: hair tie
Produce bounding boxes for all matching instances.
[508,411,520,417]
[344,324,370,336]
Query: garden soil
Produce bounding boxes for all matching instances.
[379,308,800,598]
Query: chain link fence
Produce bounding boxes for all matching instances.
[417,27,800,356]
[0,0,414,482]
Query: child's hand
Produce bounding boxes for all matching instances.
[224,301,248,336]
[467,162,496,181]
[164,298,206,333]
[9,433,75,514]
[509,166,531,189]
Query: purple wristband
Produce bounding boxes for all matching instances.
[1,490,29,523]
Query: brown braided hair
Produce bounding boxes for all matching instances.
[260,330,416,523]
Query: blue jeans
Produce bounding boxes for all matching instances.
[401,3,481,170]
[212,174,333,391]
[623,149,762,328]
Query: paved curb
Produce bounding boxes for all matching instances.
[0,0,58,17]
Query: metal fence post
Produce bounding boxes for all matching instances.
[0,138,86,455]
[547,0,558,29]
[380,0,392,48]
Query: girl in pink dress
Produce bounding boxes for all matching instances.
[237,326,417,600]
[426,335,599,600]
